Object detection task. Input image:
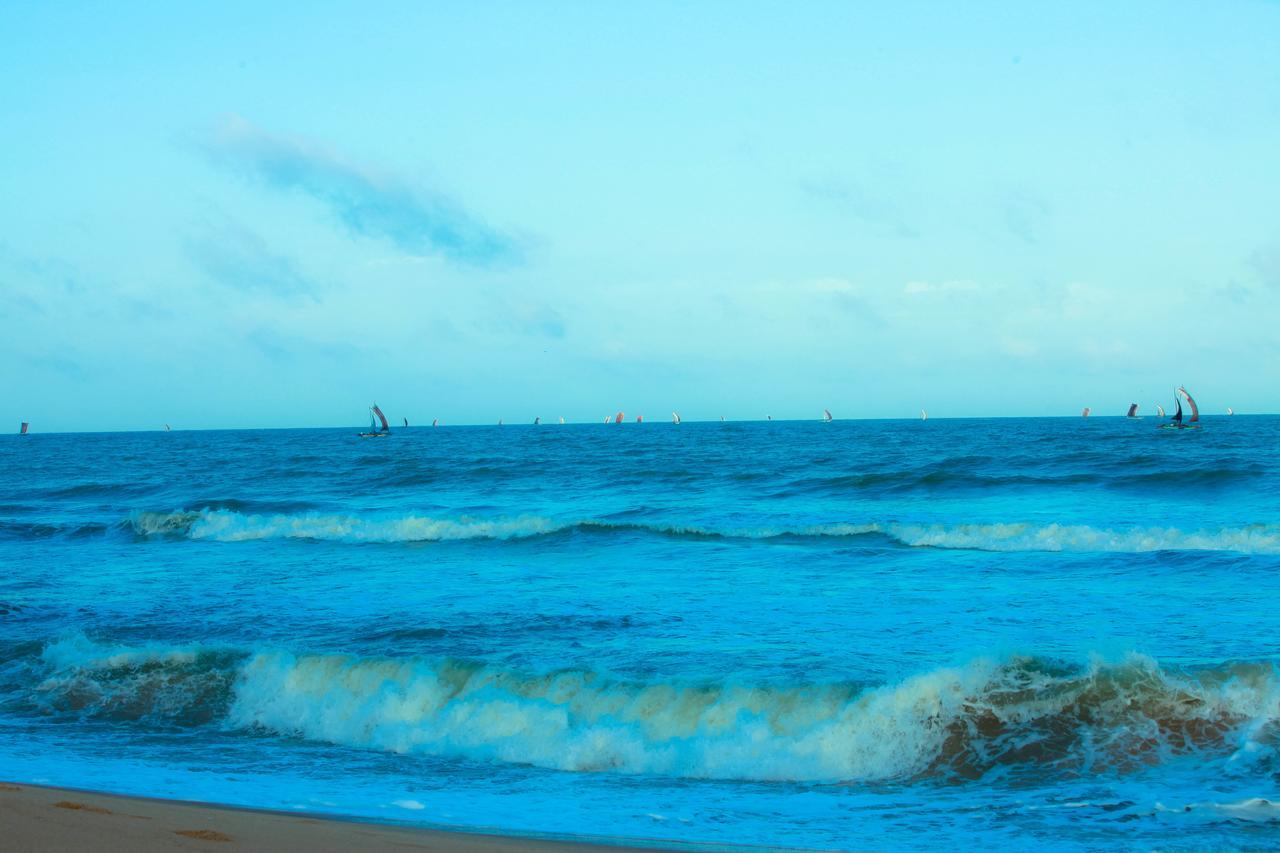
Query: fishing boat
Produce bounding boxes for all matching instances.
[1082,407,1091,418]
[614,412,624,424]
[432,418,439,427]
[559,417,565,425]
[19,422,29,435]
[1156,404,1166,417]
[1160,387,1201,430]
[358,405,391,437]
[1227,407,1234,416]
[603,415,610,424]
[534,417,540,425]
[672,411,681,425]
[636,415,643,423]
[921,409,928,421]
[1126,403,1140,418]
[164,424,171,432]
[823,409,833,423]
[403,417,409,428]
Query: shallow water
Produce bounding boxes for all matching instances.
[2,417,1278,850]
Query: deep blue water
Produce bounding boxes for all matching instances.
[2,417,1279,850]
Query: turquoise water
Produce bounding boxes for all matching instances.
[2,417,1279,850]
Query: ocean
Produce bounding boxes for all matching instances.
[2,416,1278,850]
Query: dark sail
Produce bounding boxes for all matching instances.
[1172,398,1183,424]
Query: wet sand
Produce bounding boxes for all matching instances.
[0,782,669,852]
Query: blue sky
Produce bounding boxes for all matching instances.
[2,1,1278,430]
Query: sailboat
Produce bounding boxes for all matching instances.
[921,409,928,421]
[559,417,565,425]
[359,404,391,437]
[767,415,772,421]
[19,422,29,435]
[603,415,610,424]
[636,415,643,423]
[823,409,833,423]
[1160,387,1201,430]
[1227,407,1234,416]
[1082,407,1091,418]
[614,412,624,424]
[534,417,540,425]
[1126,403,1139,418]
[164,424,171,432]
[432,418,439,427]
[403,417,409,428]
[672,411,681,425]
[1156,404,1166,418]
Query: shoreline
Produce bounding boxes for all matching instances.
[0,781,696,852]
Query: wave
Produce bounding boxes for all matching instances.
[126,509,1280,554]
[27,636,1280,783]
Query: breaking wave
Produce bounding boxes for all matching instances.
[127,509,1280,554]
[25,636,1280,784]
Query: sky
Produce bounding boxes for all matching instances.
[2,1,1279,430]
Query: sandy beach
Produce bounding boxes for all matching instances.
[0,782,667,853]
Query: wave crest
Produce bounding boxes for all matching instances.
[29,637,1280,783]
[127,509,1280,554]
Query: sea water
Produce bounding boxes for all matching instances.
[1,417,1278,850]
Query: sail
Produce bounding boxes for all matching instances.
[603,416,610,424]
[1082,407,1090,418]
[369,411,378,430]
[672,411,681,424]
[559,417,565,424]
[823,409,833,422]
[1156,404,1165,417]
[534,417,540,425]
[164,424,171,432]
[636,415,643,423]
[1178,387,1199,423]
[1227,407,1234,416]
[614,412,624,424]
[1126,403,1138,418]
[371,405,390,431]
[921,409,927,421]
[403,417,408,427]
[432,418,439,427]
[19,422,29,435]
[1172,398,1183,424]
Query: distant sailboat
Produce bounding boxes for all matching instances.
[603,415,610,424]
[672,411,681,425]
[1082,407,1091,418]
[823,409,833,423]
[559,416,565,424]
[19,422,29,435]
[614,412,624,424]
[1156,404,1166,418]
[1161,388,1201,430]
[534,417,541,425]
[921,409,928,421]
[432,418,439,427]
[1126,403,1139,418]
[720,416,725,422]
[403,417,409,427]
[359,404,391,437]
[1227,407,1234,416]
[767,415,772,421]
[498,419,504,426]
[164,424,171,432]
[636,415,643,423]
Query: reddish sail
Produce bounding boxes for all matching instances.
[1082,407,1091,418]
[1178,387,1199,423]
[614,412,624,424]
[1126,403,1138,418]
[371,405,390,431]
[19,422,29,435]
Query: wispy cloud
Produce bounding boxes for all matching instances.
[800,176,919,239]
[185,219,318,299]
[199,116,521,266]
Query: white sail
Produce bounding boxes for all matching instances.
[1156,404,1165,418]
[672,411,681,425]
[1227,407,1234,416]
[921,409,927,421]
[559,416,565,424]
